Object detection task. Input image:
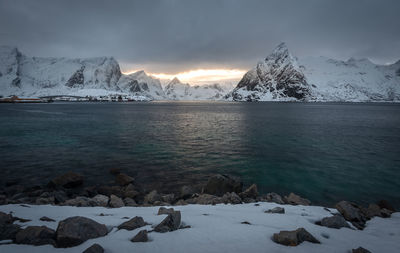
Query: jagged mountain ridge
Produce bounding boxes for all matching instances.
[164,77,226,100]
[229,43,400,102]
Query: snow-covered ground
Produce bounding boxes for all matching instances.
[1,203,399,253]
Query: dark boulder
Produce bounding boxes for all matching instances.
[239,184,258,199]
[158,207,175,215]
[154,211,181,233]
[109,194,125,208]
[56,216,108,248]
[144,190,162,204]
[83,243,104,253]
[0,224,21,241]
[335,201,366,229]
[222,192,242,204]
[319,214,350,229]
[203,174,243,196]
[15,226,56,246]
[352,247,372,253]
[180,185,196,199]
[118,216,146,231]
[115,173,134,186]
[265,207,285,214]
[265,192,285,204]
[285,193,311,206]
[40,216,56,222]
[377,200,395,212]
[49,172,83,188]
[131,230,148,242]
[272,228,320,246]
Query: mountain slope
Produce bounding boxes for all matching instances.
[118,70,166,99]
[229,43,400,102]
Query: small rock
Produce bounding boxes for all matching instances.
[109,194,125,208]
[161,193,175,203]
[115,173,134,186]
[222,192,242,204]
[319,214,350,229]
[63,196,93,207]
[15,226,56,246]
[265,192,285,204]
[118,216,146,231]
[40,216,55,222]
[158,207,175,215]
[352,247,372,253]
[187,194,223,205]
[180,185,196,199]
[36,196,55,205]
[272,228,320,246]
[377,200,396,212]
[154,211,181,233]
[144,190,162,204]
[335,201,366,229]
[239,184,258,199]
[83,243,104,253]
[174,199,187,206]
[131,230,148,242]
[124,197,138,206]
[203,174,243,196]
[56,216,108,248]
[285,193,311,206]
[265,207,285,214]
[49,171,83,188]
[109,168,121,175]
[242,197,256,203]
[241,221,251,225]
[91,194,109,207]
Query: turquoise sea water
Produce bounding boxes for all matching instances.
[0,102,399,207]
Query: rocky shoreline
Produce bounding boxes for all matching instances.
[0,170,397,253]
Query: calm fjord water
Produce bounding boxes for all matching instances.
[0,102,399,207]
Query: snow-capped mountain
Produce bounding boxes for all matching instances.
[165,77,226,100]
[0,46,165,100]
[229,43,400,102]
[118,70,166,99]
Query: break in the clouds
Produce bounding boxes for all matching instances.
[0,0,399,74]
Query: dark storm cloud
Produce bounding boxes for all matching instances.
[0,0,399,72]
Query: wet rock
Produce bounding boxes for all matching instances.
[222,192,242,204]
[83,243,104,253]
[91,194,109,207]
[285,193,311,206]
[319,214,350,229]
[158,207,175,215]
[377,200,395,212]
[161,193,175,204]
[352,247,372,253]
[180,185,196,199]
[272,228,320,246]
[265,207,285,214]
[15,226,56,246]
[109,194,125,208]
[118,216,146,231]
[115,173,134,186]
[144,190,162,204]
[109,168,121,175]
[56,216,108,248]
[124,197,138,207]
[187,194,223,205]
[174,199,188,206]
[40,216,56,222]
[123,184,139,199]
[0,211,13,224]
[239,184,258,199]
[63,196,93,207]
[49,171,83,188]
[154,211,181,233]
[335,201,366,230]
[203,174,243,196]
[131,230,148,242]
[265,192,285,204]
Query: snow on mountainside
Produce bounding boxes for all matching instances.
[165,77,226,100]
[229,43,400,102]
[118,70,166,99]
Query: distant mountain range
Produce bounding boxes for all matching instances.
[1,44,399,102]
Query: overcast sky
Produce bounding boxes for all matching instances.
[0,0,399,73]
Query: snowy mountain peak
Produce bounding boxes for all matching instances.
[229,43,310,101]
[170,77,182,84]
